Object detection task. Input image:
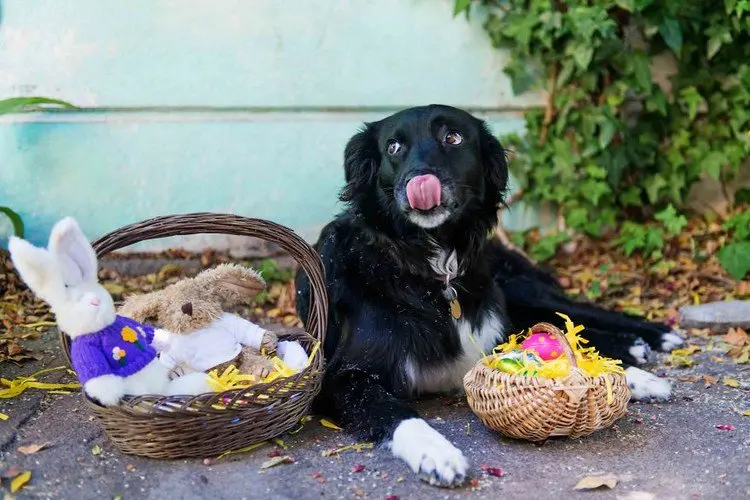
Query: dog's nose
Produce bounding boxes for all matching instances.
[90,297,101,307]
[181,302,193,316]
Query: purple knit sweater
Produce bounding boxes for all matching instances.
[70,315,157,385]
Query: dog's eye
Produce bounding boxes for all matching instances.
[387,140,402,155]
[444,131,463,145]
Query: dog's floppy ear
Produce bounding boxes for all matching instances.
[478,121,509,200]
[340,123,380,203]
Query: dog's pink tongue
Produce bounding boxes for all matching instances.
[406,175,441,210]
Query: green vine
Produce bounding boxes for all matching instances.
[454,0,750,279]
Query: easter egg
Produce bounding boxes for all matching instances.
[494,350,544,375]
[495,357,524,374]
[521,333,563,361]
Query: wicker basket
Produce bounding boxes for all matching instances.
[463,322,630,441]
[59,213,327,459]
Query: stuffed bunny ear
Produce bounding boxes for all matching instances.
[8,236,66,303]
[195,264,266,305]
[119,292,162,323]
[48,217,98,285]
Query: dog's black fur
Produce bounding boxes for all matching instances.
[295,105,679,486]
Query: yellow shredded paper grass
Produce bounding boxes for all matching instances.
[0,366,81,399]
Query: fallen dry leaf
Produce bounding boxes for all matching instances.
[91,444,102,456]
[10,470,31,493]
[702,374,719,388]
[352,484,366,497]
[260,455,294,469]
[574,473,619,490]
[17,442,50,455]
[723,328,749,346]
[743,409,750,417]
[722,377,741,388]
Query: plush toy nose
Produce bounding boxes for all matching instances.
[181,302,193,316]
[90,297,101,307]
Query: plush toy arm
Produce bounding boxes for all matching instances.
[219,312,269,350]
[84,375,126,406]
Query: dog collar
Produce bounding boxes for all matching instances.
[429,248,463,320]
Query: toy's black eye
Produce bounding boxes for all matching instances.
[181,302,193,316]
[444,131,463,145]
[387,140,402,155]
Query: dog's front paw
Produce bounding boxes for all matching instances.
[625,367,672,402]
[659,329,686,352]
[389,418,468,488]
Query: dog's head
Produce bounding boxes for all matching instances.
[340,105,508,231]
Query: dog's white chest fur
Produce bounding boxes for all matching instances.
[405,246,504,395]
[405,314,503,395]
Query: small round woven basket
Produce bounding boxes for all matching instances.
[59,213,327,459]
[463,322,630,442]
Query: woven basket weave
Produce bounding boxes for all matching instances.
[59,213,327,459]
[463,322,630,441]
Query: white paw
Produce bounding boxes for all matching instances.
[628,337,651,365]
[389,418,468,488]
[660,330,685,352]
[84,375,125,406]
[625,367,672,402]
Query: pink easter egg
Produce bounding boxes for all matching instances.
[521,333,563,361]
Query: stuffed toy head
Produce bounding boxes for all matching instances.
[119,263,265,334]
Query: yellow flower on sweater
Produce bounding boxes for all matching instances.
[121,327,138,343]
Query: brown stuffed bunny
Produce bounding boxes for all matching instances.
[118,263,279,378]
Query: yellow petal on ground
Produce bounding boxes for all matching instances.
[722,377,741,388]
[10,470,31,493]
[215,441,268,460]
[320,418,343,430]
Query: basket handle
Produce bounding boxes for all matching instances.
[529,322,578,368]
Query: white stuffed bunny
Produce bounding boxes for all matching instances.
[8,217,211,406]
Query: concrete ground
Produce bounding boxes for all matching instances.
[1,327,748,500]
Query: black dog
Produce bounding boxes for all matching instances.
[295,105,683,487]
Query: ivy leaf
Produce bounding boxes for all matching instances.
[453,0,472,17]
[645,174,668,204]
[680,86,705,120]
[570,43,594,70]
[718,242,750,280]
[0,206,24,237]
[655,204,688,236]
[708,37,723,59]
[659,18,683,55]
[504,59,536,95]
[699,151,728,180]
[723,211,750,240]
[646,91,668,116]
[615,0,636,12]
[617,222,646,256]
[631,52,653,90]
[620,187,642,207]
[599,120,617,149]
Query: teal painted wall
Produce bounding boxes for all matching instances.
[0,0,543,251]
